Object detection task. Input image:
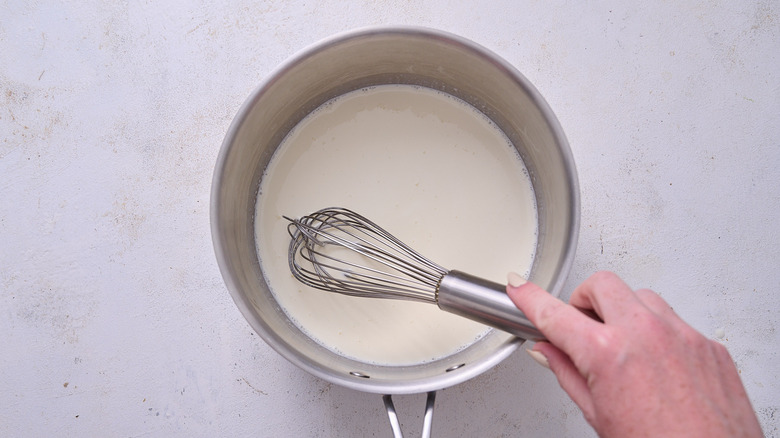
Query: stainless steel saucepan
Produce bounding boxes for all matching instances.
[211,26,579,436]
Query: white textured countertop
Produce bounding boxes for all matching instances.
[2,1,778,436]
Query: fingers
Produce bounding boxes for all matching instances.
[532,342,596,422]
[507,278,603,357]
[633,288,701,339]
[569,271,642,323]
[635,288,677,320]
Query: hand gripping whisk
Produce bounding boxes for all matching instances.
[285,207,545,341]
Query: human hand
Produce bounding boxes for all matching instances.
[507,271,763,438]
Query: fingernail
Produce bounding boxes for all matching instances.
[507,272,527,288]
[525,349,550,369]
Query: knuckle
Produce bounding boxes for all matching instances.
[711,339,728,354]
[634,288,655,298]
[534,299,565,327]
[621,310,678,350]
[576,328,626,372]
[589,328,618,350]
[709,338,732,360]
[681,325,706,346]
[584,327,622,356]
[636,288,672,310]
[632,309,666,331]
[591,270,618,283]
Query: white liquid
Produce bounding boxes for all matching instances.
[255,85,538,366]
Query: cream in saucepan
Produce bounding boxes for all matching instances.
[255,85,537,366]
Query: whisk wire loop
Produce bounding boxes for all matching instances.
[286,208,448,303]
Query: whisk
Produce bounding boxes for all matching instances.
[285,207,545,341]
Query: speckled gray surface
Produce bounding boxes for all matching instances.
[1,1,778,436]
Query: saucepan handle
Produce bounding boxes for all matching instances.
[382,391,436,438]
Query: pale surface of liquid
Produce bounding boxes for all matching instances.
[255,85,538,365]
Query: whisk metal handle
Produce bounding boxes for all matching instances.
[437,270,546,342]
